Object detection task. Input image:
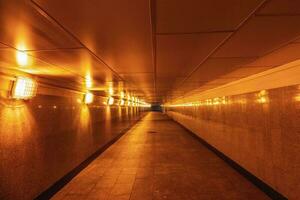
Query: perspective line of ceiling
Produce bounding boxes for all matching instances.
[166,0,269,99]
[30,0,125,82]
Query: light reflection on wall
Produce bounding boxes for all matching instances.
[105,105,111,135]
[85,73,92,89]
[78,105,91,132]
[257,90,269,104]
[165,90,270,108]
[118,105,122,119]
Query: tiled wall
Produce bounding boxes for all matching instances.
[0,91,147,200]
[166,84,300,199]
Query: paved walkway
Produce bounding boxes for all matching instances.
[52,112,269,200]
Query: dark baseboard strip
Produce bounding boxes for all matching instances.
[35,115,145,200]
[173,119,288,200]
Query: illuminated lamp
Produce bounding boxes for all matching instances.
[120,99,125,106]
[84,92,93,104]
[107,97,114,105]
[16,51,28,66]
[11,76,37,99]
[120,91,125,99]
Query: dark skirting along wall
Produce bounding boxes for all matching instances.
[0,89,147,200]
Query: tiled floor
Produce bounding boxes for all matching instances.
[52,112,269,200]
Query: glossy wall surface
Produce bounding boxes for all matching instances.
[0,85,147,200]
[166,84,300,199]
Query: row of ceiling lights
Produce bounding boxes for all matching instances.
[84,91,150,107]
[10,76,150,107]
[11,50,151,107]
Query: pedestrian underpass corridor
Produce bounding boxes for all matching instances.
[52,112,269,200]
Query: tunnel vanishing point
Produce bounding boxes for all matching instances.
[0,0,299,200]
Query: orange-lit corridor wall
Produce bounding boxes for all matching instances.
[165,64,300,199]
[0,85,147,200]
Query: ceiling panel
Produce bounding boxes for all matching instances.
[170,57,254,97]
[0,48,84,89]
[0,49,72,77]
[119,73,155,96]
[257,0,300,15]
[213,16,300,57]
[244,43,300,67]
[156,0,264,33]
[156,32,230,78]
[220,66,273,78]
[33,0,154,102]
[187,58,254,82]
[30,49,120,87]
[0,0,81,50]
[156,77,185,94]
[34,0,154,74]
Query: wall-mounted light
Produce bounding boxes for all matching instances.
[16,50,28,66]
[11,76,37,99]
[119,99,125,106]
[85,74,92,89]
[120,91,125,99]
[84,92,93,104]
[257,90,268,104]
[107,97,114,105]
[108,87,114,95]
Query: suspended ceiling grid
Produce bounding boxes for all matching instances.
[1,0,300,103]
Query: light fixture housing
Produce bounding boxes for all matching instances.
[84,92,94,104]
[11,76,37,100]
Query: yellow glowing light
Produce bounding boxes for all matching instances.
[141,104,151,108]
[84,92,93,104]
[206,99,212,105]
[258,97,267,104]
[257,90,268,104]
[213,98,220,105]
[120,91,125,98]
[107,97,114,105]
[16,50,28,66]
[108,87,114,95]
[11,77,37,99]
[120,99,125,106]
[85,74,92,88]
[221,96,227,104]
